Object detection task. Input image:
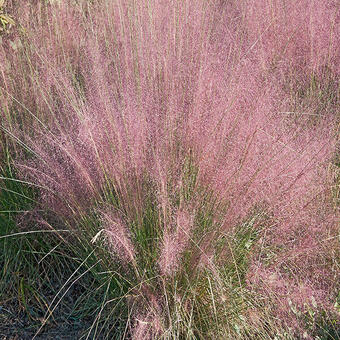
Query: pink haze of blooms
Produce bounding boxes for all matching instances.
[0,0,339,336]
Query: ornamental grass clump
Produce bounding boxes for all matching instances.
[0,0,339,338]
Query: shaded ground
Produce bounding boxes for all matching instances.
[0,302,94,340]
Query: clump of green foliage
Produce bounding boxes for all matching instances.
[0,0,14,34]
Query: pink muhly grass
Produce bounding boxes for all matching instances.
[240,0,339,74]
[0,0,339,336]
[246,263,337,337]
[132,312,163,340]
[129,281,164,340]
[159,208,194,276]
[97,209,136,265]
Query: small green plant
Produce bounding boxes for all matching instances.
[0,0,15,34]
